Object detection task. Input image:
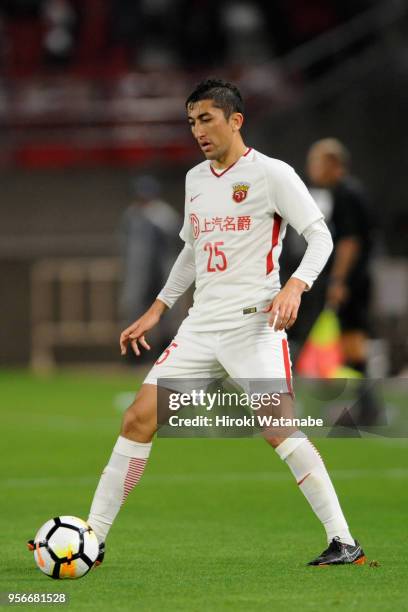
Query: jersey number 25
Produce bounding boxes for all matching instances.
[204,241,227,272]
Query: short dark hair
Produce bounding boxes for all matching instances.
[185,78,244,119]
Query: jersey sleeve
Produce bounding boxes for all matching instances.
[267,161,324,235]
[157,243,195,308]
[179,171,194,245]
[291,218,333,289]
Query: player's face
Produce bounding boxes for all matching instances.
[187,100,240,161]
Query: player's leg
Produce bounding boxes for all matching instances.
[87,383,157,549]
[87,325,225,557]
[219,319,365,563]
[255,393,356,548]
[263,393,353,537]
[28,388,157,561]
[271,415,365,565]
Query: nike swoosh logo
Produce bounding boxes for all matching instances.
[344,546,361,562]
[190,193,201,202]
[297,473,311,486]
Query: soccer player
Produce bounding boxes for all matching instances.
[86,80,366,566]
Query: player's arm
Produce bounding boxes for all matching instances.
[156,242,195,309]
[263,162,333,330]
[120,243,195,356]
[120,172,197,355]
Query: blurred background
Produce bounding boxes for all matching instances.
[1,0,407,376]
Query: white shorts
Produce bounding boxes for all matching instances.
[144,317,293,395]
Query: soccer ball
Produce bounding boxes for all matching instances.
[31,516,99,579]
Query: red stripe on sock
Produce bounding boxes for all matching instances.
[297,472,311,486]
[122,457,147,504]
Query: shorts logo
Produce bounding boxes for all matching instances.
[190,213,200,238]
[232,182,250,203]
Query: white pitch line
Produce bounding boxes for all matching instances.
[2,468,408,489]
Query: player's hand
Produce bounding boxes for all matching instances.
[326,279,349,309]
[120,300,167,356]
[263,277,307,331]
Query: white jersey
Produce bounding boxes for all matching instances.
[179,147,323,331]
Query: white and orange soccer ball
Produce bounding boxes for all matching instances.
[29,516,99,579]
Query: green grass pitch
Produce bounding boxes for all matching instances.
[1,370,407,611]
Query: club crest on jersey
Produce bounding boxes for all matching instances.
[232,182,250,203]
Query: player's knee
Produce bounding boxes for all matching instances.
[121,398,157,441]
[264,435,283,449]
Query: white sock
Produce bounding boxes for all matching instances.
[275,433,354,546]
[87,436,152,544]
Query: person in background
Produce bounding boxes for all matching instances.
[306,138,380,425]
[119,175,182,358]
